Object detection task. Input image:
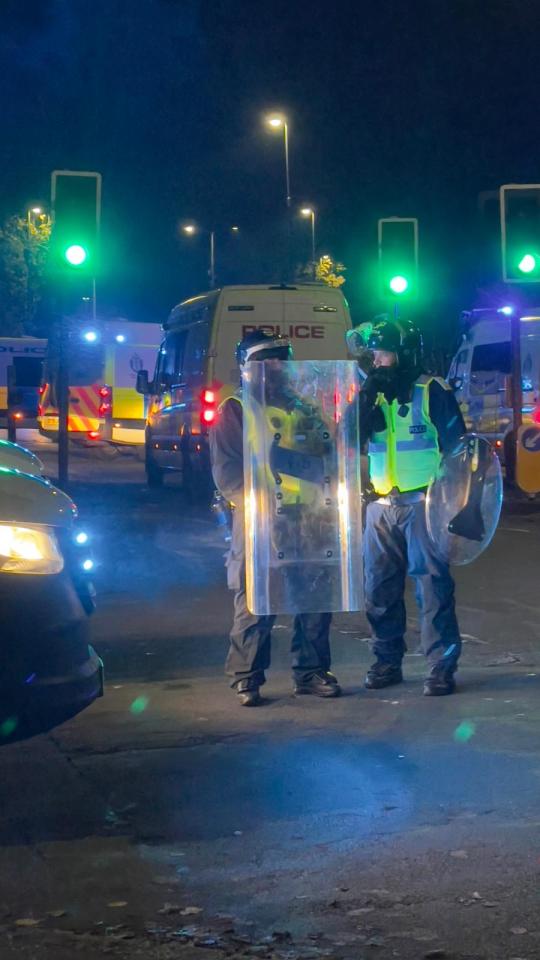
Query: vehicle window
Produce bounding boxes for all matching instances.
[471,342,511,374]
[183,322,209,381]
[70,344,105,385]
[155,332,186,384]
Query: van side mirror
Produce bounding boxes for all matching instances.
[136,369,152,395]
[449,376,463,391]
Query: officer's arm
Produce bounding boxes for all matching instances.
[358,390,385,451]
[428,380,467,454]
[209,398,244,505]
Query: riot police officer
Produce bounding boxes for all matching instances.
[209,330,341,706]
[357,317,466,696]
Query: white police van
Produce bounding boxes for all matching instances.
[448,307,540,457]
[136,284,352,490]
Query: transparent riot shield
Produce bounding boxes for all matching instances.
[242,360,363,614]
[426,434,503,565]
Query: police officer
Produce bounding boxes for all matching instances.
[209,330,341,706]
[358,318,466,696]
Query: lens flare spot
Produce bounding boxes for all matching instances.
[453,720,476,743]
[1,716,18,738]
[130,696,149,715]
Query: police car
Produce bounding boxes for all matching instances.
[0,441,103,742]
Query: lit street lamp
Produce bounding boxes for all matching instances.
[26,206,46,231]
[183,224,215,287]
[300,206,316,268]
[264,113,291,209]
[182,224,239,289]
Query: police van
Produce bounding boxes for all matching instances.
[447,307,540,456]
[0,337,46,425]
[136,284,352,489]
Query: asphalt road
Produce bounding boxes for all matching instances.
[1,431,540,960]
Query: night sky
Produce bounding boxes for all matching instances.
[2,0,540,337]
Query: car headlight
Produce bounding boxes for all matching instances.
[0,523,64,575]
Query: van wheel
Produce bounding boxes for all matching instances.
[146,457,164,488]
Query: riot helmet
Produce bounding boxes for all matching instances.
[350,316,423,368]
[235,330,293,366]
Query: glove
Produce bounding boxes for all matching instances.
[362,368,397,404]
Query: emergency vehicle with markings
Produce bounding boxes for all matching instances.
[135,283,353,490]
[0,337,46,425]
[38,320,161,445]
[447,306,540,459]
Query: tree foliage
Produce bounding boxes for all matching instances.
[315,254,346,288]
[0,214,51,335]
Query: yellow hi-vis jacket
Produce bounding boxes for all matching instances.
[368,374,443,495]
[223,394,325,507]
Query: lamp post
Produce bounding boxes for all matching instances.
[182,224,239,288]
[26,206,46,234]
[183,224,215,287]
[265,113,291,209]
[300,206,316,269]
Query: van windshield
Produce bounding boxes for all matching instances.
[471,343,511,373]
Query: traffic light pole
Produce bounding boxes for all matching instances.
[57,313,70,488]
[510,310,523,432]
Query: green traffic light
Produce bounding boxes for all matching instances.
[64,244,88,266]
[518,253,537,274]
[389,275,409,295]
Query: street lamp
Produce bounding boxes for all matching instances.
[182,224,215,287]
[182,224,239,289]
[300,206,316,268]
[27,206,43,229]
[264,113,291,209]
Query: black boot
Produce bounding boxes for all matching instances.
[423,667,456,697]
[235,677,262,706]
[365,661,403,690]
[294,671,341,698]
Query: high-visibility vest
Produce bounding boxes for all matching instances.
[367,375,443,495]
[221,394,323,506]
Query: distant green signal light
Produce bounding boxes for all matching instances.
[389,275,409,294]
[64,244,88,266]
[518,253,537,274]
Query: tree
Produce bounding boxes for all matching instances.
[0,213,51,335]
[315,254,346,288]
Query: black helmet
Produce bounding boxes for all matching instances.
[365,317,423,366]
[235,330,293,366]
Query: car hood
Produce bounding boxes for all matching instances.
[0,440,44,477]
[0,468,76,528]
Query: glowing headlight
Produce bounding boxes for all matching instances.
[0,524,63,575]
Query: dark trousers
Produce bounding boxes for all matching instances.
[364,500,461,671]
[225,583,332,687]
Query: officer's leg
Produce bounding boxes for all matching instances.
[291,612,332,678]
[225,584,275,688]
[291,612,340,696]
[405,502,461,673]
[364,502,407,667]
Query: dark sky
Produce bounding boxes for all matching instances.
[2,0,540,331]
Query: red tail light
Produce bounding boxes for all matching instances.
[533,407,540,425]
[38,385,45,396]
[99,402,111,417]
[37,405,42,416]
[88,430,101,440]
[200,385,218,428]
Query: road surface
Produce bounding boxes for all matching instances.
[1,431,540,959]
